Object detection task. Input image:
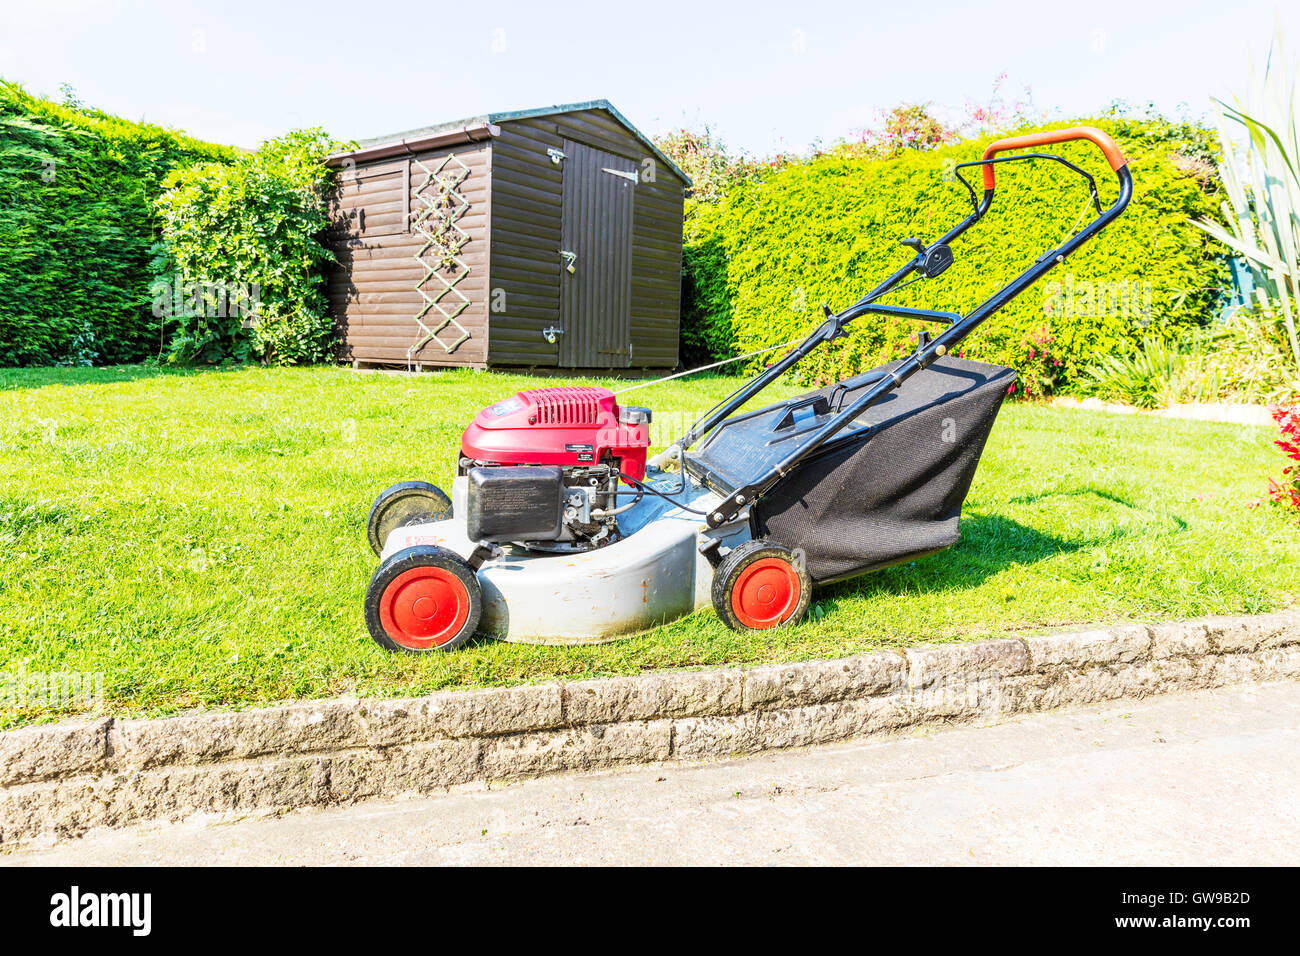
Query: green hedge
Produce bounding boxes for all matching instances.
[681,118,1230,392]
[0,81,235,366]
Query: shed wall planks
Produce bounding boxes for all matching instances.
[327,141,490,367]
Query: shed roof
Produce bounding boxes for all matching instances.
[328,99,690,185]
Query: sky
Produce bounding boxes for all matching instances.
[1,0,1297,154]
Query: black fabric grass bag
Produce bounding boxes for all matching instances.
[751,356,1016,582]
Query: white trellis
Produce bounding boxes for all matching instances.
[408,153,472,366]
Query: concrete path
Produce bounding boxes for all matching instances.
[8,681,1299,866]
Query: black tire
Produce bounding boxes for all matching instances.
[364,545,482,653]
[366,480,453,557]
[711,538,812,634]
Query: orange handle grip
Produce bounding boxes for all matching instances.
[980,126,1127,190]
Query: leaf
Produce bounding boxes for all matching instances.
[1188,218,1291,272]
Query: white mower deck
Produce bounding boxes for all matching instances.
[379,473,743,644]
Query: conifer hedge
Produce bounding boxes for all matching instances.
[681,118,1229,391]
[0,82,234,366]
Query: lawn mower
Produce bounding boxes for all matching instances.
[362,127,1133,651]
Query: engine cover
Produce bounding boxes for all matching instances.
[460,386,651,480]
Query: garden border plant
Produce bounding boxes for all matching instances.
[1263,402,1300,513]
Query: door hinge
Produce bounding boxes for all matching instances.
[601,167,639,184]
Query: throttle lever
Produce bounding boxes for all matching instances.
[901,237,953,278]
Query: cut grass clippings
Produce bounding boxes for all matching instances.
[1,363,1296,729]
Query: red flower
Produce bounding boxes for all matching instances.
[1264,403,1300,515]
[1270,404,1300,462]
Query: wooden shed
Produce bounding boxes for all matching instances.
[324,100,690,371]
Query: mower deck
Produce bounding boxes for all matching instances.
[380,474,743,644]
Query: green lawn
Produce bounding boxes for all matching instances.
[1,363,1296,728]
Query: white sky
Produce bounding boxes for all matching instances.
[1,0,1296,154]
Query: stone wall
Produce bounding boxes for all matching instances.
[2,612,1298,846]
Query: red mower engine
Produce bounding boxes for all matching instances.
[459,386,652,551]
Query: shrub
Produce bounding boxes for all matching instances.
[1081,335,1191,409]
[833,103,959,160]
[680,118,1230,391]
[959,72,1046,139]
[1081,309,1300,408]
[1194,309,1300,404]
[154,129,342,365]
[653,128,766,206]
[1014,324,1068,398]
[1264,403,1300,514]
[0,81,234,366]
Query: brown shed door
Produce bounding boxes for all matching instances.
[558,141,634,368]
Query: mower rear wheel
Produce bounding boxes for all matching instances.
[367,481,453,557]
[365,545,482,653]
[712,538,812,633]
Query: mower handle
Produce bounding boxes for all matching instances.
[980,126,1127,190]
[681,127,1134,515]
[685,129,1135,528]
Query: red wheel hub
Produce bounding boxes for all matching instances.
[378,566,471,650]
[731,557,801,629]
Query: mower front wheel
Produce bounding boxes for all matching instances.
[367,481,453,557]
[365,546,482,653]
[712,538,812,633]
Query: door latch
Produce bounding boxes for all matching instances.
[601,167,639,184]
[547,148,566,164]
[543,326,565,344]
[559,250,577,274]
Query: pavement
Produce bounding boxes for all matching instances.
[7,681,1299,865]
